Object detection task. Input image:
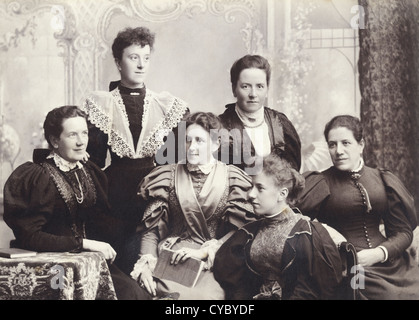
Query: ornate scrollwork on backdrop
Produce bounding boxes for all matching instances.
[5,0,41,16]
[124,0,260,53]
[99,0,262,54]
[128,0,255,24]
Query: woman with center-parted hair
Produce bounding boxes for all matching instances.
[3,106,148,299]
[296,115,419,299]
[219,54,301,174]
[130,112,255,300]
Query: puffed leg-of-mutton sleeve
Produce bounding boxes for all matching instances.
[283,220,343,300]
[3,162,83,252]
[380,170,417,259]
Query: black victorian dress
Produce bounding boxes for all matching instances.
[297,165,419,299]
[3,149,149,300]
[83,82,189,274]
[218,103,302,172]
[213,207,343,300]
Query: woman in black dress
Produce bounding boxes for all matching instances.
[213,153,343,300]
[297,115,419,299]
[3,106,148,299]
[82,27,189,274]
[218,54,301,174]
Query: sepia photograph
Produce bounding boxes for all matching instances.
[0,0,418,307]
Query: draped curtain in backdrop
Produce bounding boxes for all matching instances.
[358,0,419,215]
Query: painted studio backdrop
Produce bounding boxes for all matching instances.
[0,0,418,248]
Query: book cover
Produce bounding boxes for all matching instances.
[0,248,37,259]
[153,248,205,288]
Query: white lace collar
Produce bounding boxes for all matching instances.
[47,151,83,172]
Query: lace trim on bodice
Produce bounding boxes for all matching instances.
[83,89,188,159]
[138,93,187,158]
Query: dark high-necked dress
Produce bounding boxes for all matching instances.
[3,149,149,300]
[218,103,302,172]
[213,207,343,300]
[297,165,419,299]
[83,82,189,274]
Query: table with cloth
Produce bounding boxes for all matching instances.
[0,251,117,300]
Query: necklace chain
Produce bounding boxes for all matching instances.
[74,171,84,204]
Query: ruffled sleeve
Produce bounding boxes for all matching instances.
[296,171,330,220]
[224,165,255,229]
[3,162,82,252]
[135,165,174,258]
[136,164,174,235]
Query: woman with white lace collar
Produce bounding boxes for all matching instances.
[82,27,189,275]
[3,106,148,300]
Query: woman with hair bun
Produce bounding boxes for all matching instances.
[82,26,189,274]
[213,153,343,300]
[297,115,419,299]
[130,112,254,300]
[3,106,147,299]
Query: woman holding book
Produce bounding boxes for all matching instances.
[213,153,343,300]
[3,106,147,300]
[130,112,254,299]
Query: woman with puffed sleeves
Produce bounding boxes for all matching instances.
[3,106,148,299]
[296,115,419,300]
[129,112,254,300]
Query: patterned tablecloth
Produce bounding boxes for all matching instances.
[0,251,117,300]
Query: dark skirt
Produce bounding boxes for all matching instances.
[359,250,419,300]
[105,156,155,228]
[109,263,151,300]
[106,156,155,275]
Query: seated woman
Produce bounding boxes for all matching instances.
[296,115,419,300]
[130,112,254,300]
[213,153,343,300]
[3,106,148,300]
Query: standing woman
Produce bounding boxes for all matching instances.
[3,106,148,299]
[82,27,189,274]
[130,112,254,300]
[219,54,301,174]
[297,115,419,299]
[213,153,343,300]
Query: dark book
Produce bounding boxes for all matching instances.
[0,248,37,259]
[153,248,205,288]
